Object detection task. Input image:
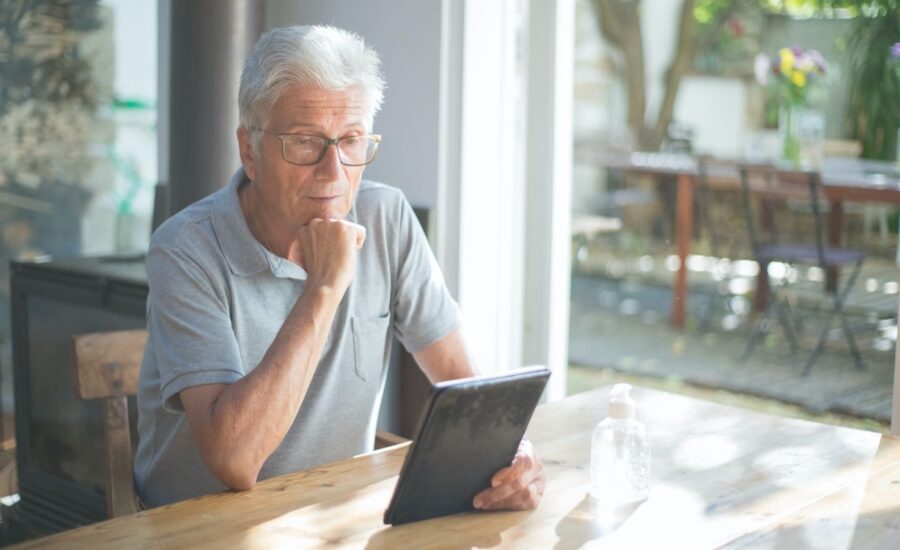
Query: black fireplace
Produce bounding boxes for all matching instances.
[10,255,147,534]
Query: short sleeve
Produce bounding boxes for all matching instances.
[146,244,243,412]
[391,198,461,352]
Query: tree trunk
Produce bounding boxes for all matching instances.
[590,0,699,151]
[591,0,646,146]
[650,0,695,150]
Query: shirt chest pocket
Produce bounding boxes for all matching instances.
[351,314,391,381]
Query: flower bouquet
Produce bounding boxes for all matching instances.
[755,47,828,167]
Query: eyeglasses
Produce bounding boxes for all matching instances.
[256,130,381,166]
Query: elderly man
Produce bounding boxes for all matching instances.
[134,25,544,511]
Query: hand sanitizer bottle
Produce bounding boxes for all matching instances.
[590,384,650,504]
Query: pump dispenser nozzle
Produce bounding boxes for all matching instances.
[609,383,636,419]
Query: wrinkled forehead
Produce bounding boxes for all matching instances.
[267,85,370,132]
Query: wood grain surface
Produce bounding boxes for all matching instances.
[15,385,900,549]
[72,330,147,399]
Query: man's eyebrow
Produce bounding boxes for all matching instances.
[280,121,368,133]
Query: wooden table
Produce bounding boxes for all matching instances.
[599,153,900,329]
[17,385,900,548]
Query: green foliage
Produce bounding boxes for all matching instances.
[694,0,736,23]
[846,11,900,160]
[760,0,897,17]
[692,0,764,76]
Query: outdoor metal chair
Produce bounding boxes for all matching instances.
[738,164,865,375]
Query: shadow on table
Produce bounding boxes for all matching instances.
[554,492,644,550]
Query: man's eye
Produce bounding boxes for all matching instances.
[295,137,315,146]
[343,137,360,146]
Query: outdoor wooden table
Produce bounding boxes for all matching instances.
[15,385,900,549]
[600,153,900,329]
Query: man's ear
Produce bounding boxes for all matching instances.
[237,127,257,181]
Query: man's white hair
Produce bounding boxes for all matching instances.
[239,25,385,150]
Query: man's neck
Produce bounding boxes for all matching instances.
[239,182,305,267]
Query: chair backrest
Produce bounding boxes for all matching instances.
[72,329,147,518]
[737,164,826,266]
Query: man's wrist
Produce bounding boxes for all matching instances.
[299,283,346,314]
[304,282,341,300]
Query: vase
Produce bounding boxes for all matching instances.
[778,105,825,169]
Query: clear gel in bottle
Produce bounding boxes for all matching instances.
[590,384,650,504]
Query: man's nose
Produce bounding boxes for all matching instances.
[314,142,343,181]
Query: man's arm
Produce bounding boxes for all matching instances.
[412,330,546,510]
[180,285,340,490]
[412,328,476,383]
[179,219,363,491]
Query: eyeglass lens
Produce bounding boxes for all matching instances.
[282,135,377,166]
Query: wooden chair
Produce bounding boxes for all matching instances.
[72,327,407,517]
[72,329,147,518]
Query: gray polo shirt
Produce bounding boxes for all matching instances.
[134,169,460,507]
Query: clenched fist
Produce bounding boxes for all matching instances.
[297,218,366,294]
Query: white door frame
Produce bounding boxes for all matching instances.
[521,0,574,401]
[437,0,528,376]
[437,0,573,393]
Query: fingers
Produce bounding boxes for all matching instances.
[307,219,366,249]
[490,439,534,486]
[348,221,366,249]
[492,477,545,511]
[473,448,544,511]
[474,475,545,511]
[492,451,533,487]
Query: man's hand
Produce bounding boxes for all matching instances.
[298,218,366,292]
[472,439,545,511]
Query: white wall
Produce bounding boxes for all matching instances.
[265,0,442,209]
[675,76,748,158]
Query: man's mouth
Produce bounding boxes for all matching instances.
[309,195,341,202]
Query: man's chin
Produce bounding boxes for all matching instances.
[313,204,350,221]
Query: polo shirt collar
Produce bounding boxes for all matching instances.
[212,168,308,280]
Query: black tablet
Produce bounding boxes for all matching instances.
[383,366,551,525]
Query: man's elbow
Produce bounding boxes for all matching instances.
[206,454,259,492]
[221,471,257,492]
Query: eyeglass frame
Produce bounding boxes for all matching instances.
[251,128,382,167]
